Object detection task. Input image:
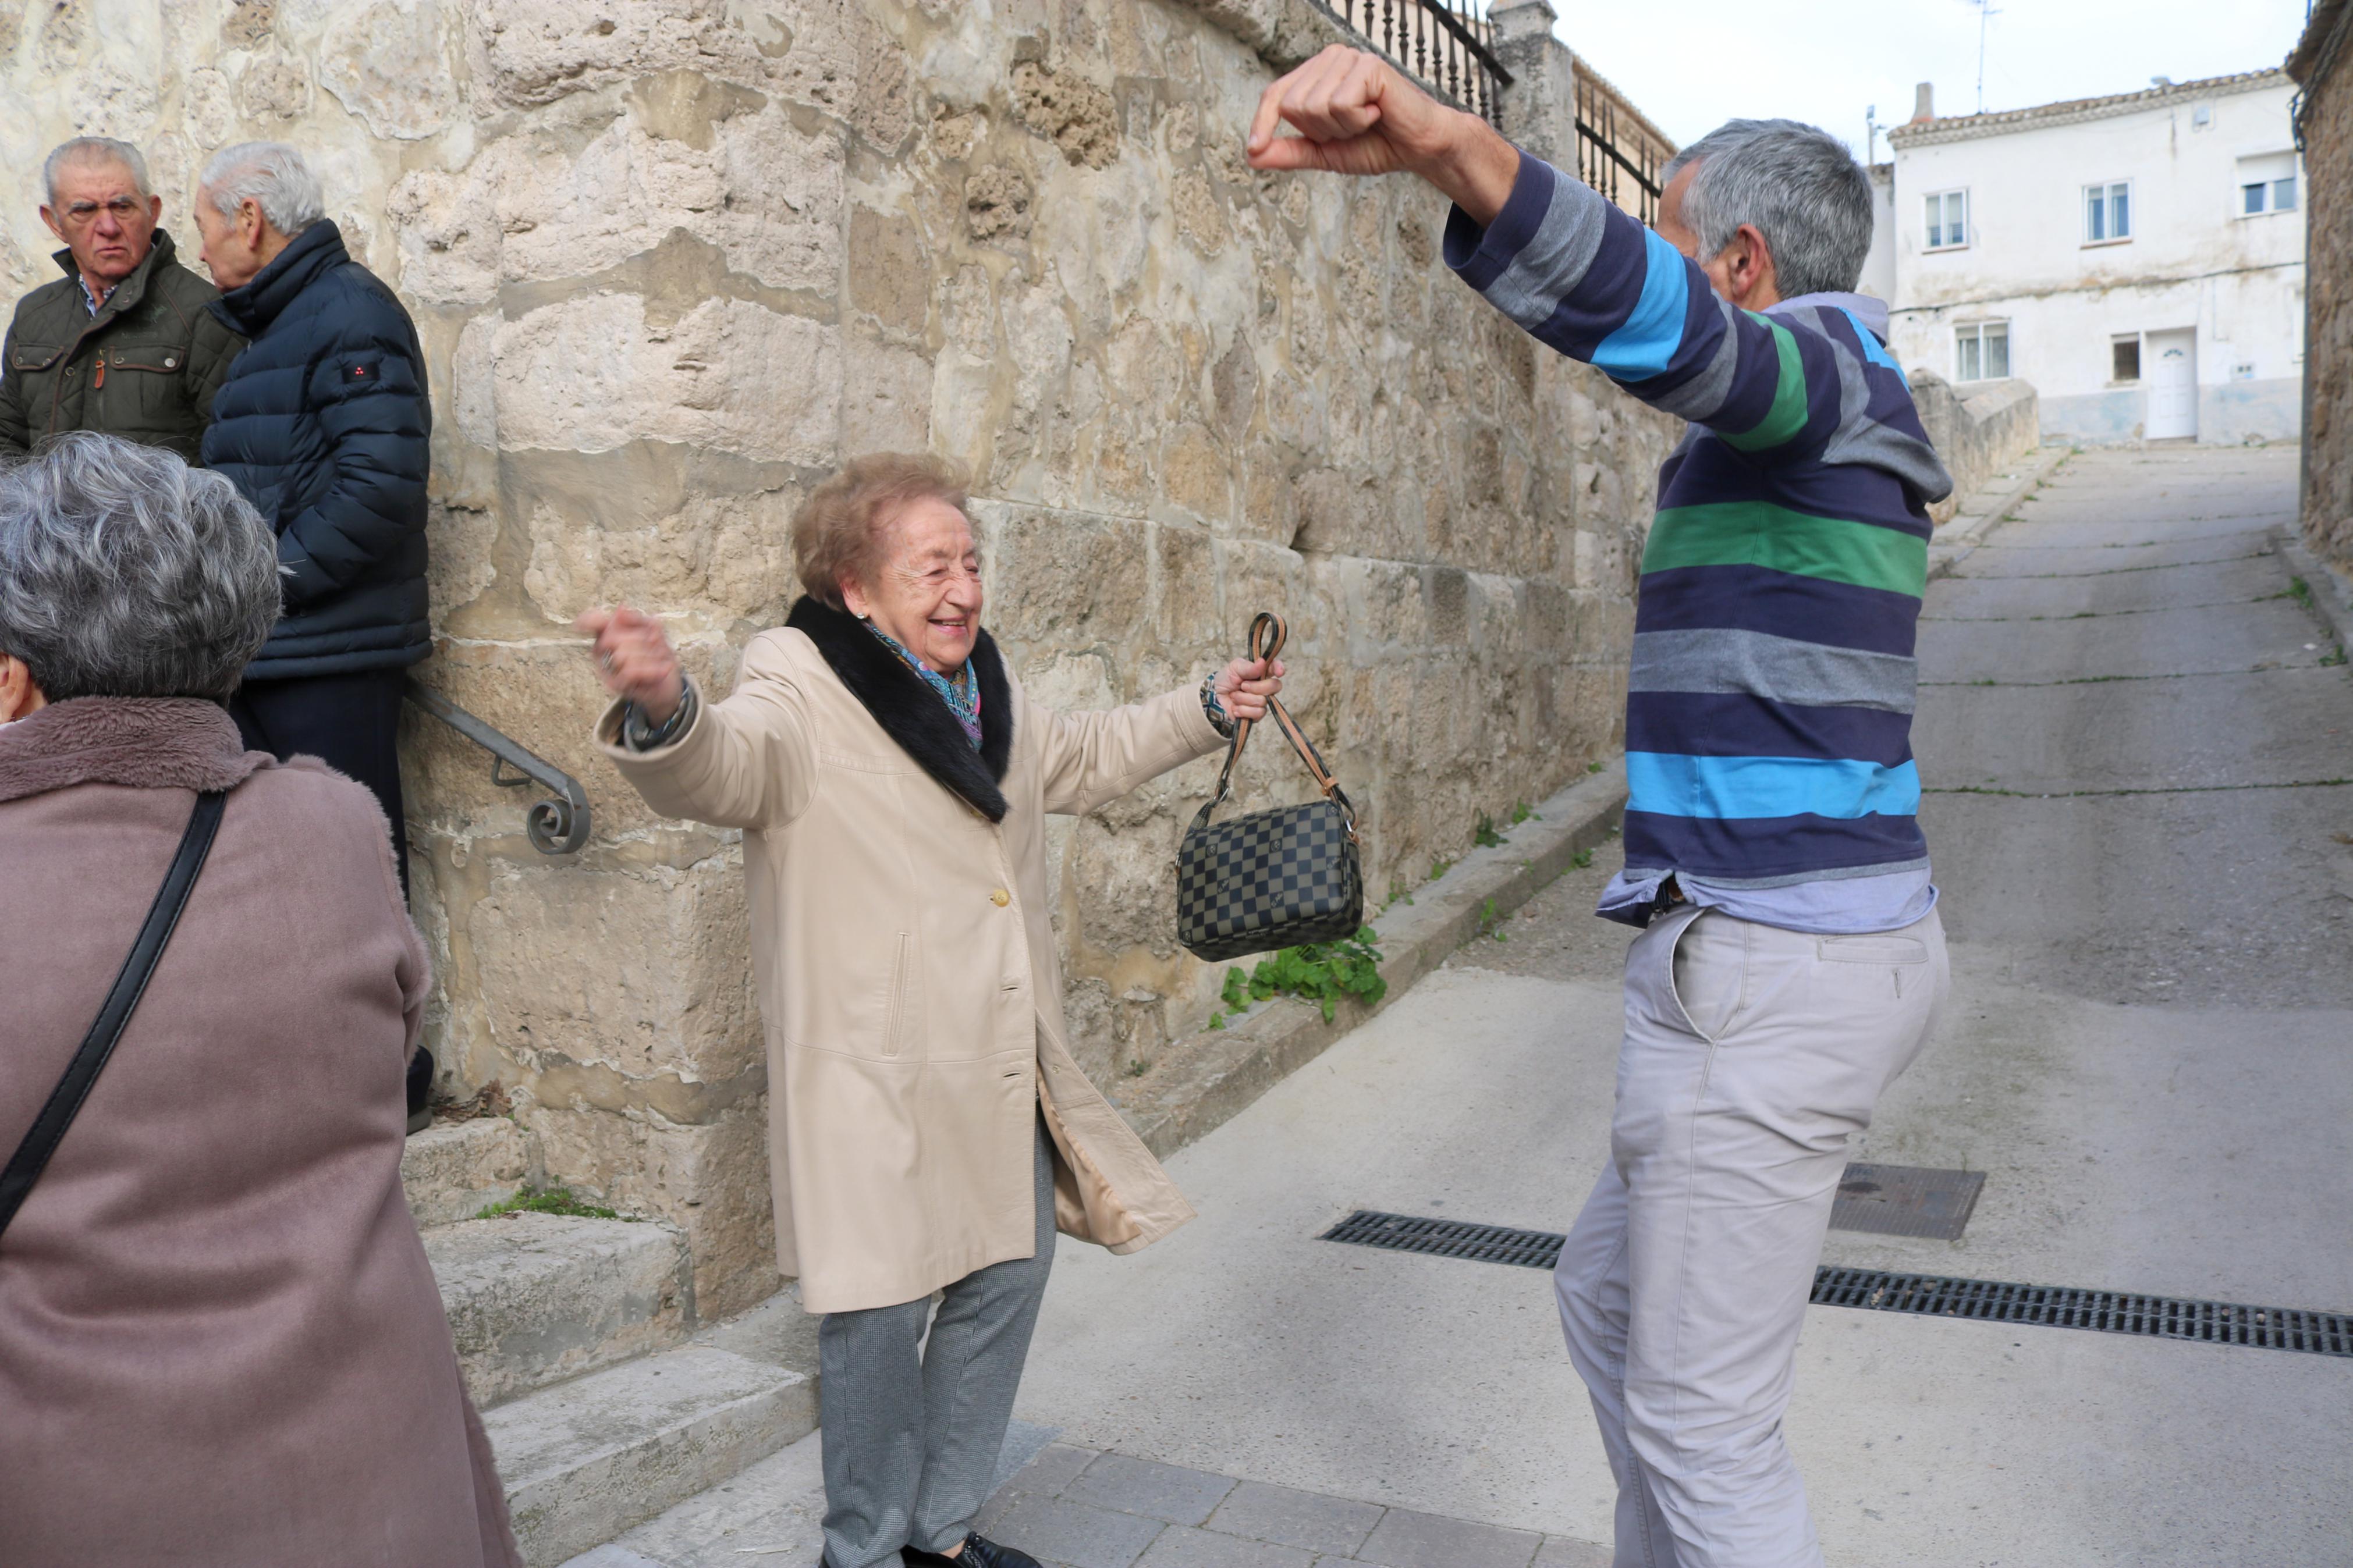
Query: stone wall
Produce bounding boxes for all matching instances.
[0,0,1675,1315]
[1905,371,2040,524]
[2294,0,2353,571]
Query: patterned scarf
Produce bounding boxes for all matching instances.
[866,621,982,751]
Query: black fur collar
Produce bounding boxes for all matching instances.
[786,595,1014,821]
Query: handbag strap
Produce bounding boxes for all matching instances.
[1208,613,1356,836]
[0,788,226,1246]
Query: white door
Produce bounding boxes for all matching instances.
[2145,329,2198,440]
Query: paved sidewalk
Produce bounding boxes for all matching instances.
[974,1443,1607,1568]
[563,1426,1610,1568]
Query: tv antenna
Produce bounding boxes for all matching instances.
[1962,0,2001,114]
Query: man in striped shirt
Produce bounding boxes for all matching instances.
[1251,48,1954,1568]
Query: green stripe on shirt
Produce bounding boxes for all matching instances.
[1720,318,1809,452]
[1641,500,1929,597]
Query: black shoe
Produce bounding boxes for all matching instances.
[903,1535,1043,1568]
[404,1046,435,1135]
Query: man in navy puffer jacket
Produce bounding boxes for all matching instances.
[196,141,434,1119]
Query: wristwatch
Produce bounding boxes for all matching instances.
[623,677,698,751]
[1199,674,1235,739]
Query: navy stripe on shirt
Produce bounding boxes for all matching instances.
[1625,690,1917,767]
[1622,808,1930,883]
[1634,564,1923,657]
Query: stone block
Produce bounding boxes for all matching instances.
[970,1492,1166,1568]
[403,1115,534,1227]
[485,294,842,467]
[1135,1526,1314,1567]
[484,1344,814,1567]
[847,205,932,339]
[318,0,457,140]
[523,1097,779,1321]
[1066,1452,1237,1527]
[1203,1481,1382,1558]
[1531,1537,1614,1568]
[425,1212,693,1406]
[984,505,1151,652]
[1016,60,1122,168]
[1355,1507,1543,1568]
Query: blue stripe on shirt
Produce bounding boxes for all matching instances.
[1591,229,1690,382]
[1627,752,1923,821]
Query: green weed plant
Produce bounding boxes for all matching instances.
[1220,928,1389,1024]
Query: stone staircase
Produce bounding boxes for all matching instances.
[403,1119,819,1567]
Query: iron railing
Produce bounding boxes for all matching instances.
[404,680,591,855]
[1575,70,1670,226]
[1311,0,1513,126]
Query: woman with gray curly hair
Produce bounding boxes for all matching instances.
[0,432,519,1566]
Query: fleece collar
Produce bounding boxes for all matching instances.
[785,596,1015,822]
[0,697,266,804]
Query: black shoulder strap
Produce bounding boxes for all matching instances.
[0,788,226,1245]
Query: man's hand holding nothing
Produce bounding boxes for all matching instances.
[1244,44,1521,226]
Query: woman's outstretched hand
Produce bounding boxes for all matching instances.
[577,605,685,723]
[1214,656,1287,724]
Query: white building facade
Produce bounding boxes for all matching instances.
[1877,72,2304,445]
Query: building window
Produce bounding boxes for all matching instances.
[2240,152,2298,215]
[2111,335,2141,383]
[1924,190,1968,251]
[2085,181,2132,243]
[1955,321,2010,382]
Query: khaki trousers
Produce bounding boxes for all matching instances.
[1555,903,1949,1568]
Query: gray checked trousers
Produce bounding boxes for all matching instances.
[1555,903,1949,1568]
[817,1117,1056,1568]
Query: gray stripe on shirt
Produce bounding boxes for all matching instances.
[1477,162,1610,335]
[1644,303,1742,421]
[1629,627,1917,713]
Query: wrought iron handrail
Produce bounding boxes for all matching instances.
[1574,72,1670,226]
[403,679,591,855]
[1310,1,1513,127]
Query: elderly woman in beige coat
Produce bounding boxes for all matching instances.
[582,453,1282,1568]
[0,434,519,1566]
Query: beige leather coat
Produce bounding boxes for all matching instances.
[598,621,1220,1314]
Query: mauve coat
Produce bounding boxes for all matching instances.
[0,697,519,1568]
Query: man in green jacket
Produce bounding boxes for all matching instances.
[0,137,242,463]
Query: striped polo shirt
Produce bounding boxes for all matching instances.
[1446,151,1954,930]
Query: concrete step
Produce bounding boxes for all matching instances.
[403,1115,535,1226]
[484,1343,816,1568]
[425,1212,694,1407]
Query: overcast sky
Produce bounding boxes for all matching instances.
[1548,0,2315,158]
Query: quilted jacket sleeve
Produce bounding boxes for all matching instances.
[0,312,31,457]
[272,280,431,611]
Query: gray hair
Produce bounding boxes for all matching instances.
[0,433,279,703]
[1661,119,1873,299]
[198,140,325,237]
[42,137,152,207]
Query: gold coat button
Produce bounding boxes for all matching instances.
[989,888,1011,907]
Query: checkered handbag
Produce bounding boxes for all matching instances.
[1177,613,1362,963]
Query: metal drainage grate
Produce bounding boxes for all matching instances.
[1830,1163,1985,1241]
[1321,1210,1566,1268]
[1813,1268,2353,1355]
[1319,1211,2353,1358]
